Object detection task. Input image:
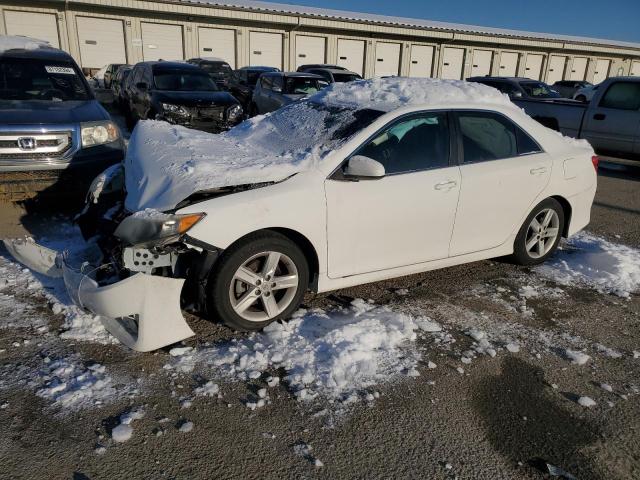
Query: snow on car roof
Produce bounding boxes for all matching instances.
[0,35,52,54]
[124,78,517,211]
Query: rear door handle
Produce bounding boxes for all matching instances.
[434,180,457,190]
[593,113,606,120]
[530,167,547,175]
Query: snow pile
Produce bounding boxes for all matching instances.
[536,232,640,297]
[112,407,145,442]
[168,301,439,402]
[0,35,50,53]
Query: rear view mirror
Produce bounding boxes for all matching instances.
[344,155,385,179]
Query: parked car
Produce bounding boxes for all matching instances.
[249,72,326,115]
[573,83,599,102]
[302,67,362,84]
[512,77,640,158]
[0,36,125,200]
[125,61,243,133]
[229,66,280,110]
[553,80,592,98]
[7,78,597,351]
[186,57,234,89]
[297,64,347,72]
[468,76,562,100]
[103,63,127,89]
[111,65,132,107]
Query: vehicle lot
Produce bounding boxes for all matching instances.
[0,157,638,479]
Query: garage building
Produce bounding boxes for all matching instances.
[1,0,639,82]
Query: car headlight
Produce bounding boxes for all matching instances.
[114,211,206,247]
[227,104,243,122]
[161,103,189,117]
[81,121,120,147]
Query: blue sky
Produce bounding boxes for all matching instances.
[263,0,640,43]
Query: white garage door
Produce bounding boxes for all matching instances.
[498,52,519,77]
[593,59,611,84]
[4,11,59,48]
[374,42,401,77]
[546,55,567,84]
[249,32,282,69]
[631,61,640,77]
[76,17,126,69]
[470,49,492,77]
[141,23,184,61]
[295,35,325,69]
[568,57,588,80]
[337,39,365,76]
[409,45,434,78]
[198,27,235,67]
[524,54,544,80]
[440,47,465,80]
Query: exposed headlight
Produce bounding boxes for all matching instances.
[114,211,206,247]
[227,104,243,122]
[161,103,189,117]
[81,121,120,147]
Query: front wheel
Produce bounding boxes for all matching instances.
[511,198,565,266]
[207,232,309,331]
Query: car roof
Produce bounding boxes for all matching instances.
[0,45,74,61]
[237,66,280,72]
[144,61,203,71]
[189,57,229,63]
[298,64,347,70]
[262,71,324,78]
[468,76,539,82]
[307,67,360,75]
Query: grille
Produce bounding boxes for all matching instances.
[196,106,225,120]
[0,132,72,165]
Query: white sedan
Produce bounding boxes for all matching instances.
[5,78,598,351]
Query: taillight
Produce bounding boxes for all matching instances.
[591,155,599,172]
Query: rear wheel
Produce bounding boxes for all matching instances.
[511,198,564,266]
[207,232,309,331]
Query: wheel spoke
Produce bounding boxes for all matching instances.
[262,294,279,318]
[530,218,542,232]
[234,266,261,286]
[234,290,260,314]
[542,210,554,228]
[262,252,281,278]
[537,239,545,256]
[543,227,559,238]
[526,236,538,251]
[271,274,298,290]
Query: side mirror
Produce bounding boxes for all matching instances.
[510,91,523,98]
[136,82,148,90]
[319,81,330,89]
[344,155,385,179]
[272,85,282,93]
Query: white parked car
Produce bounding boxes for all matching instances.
[4,78,598,351]
[573,83,599,102]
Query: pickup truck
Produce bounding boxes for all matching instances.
[0,36,125,201]
[512,77,640,158]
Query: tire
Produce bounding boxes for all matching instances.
[207,231,309,331]
[511,198,565,266]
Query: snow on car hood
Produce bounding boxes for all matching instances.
[124,77,517,212]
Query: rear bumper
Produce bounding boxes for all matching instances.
[566,184,597,237]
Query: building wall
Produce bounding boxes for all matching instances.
[2,0,639,82]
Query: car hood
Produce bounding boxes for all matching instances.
[152,90,238,107]
[0,99,109,124]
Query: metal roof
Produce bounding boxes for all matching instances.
[177,0,640,51]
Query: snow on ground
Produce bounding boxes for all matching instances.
[536,232,640,298]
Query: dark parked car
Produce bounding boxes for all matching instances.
[103,63,127,89]
[303,67,362,84]
[186,57,234,89]
[552,80,592,98]
[250,72,326,115]
[125,61,243,133]
[0,38,125,200]
[111,65,132,107]
[467,76,563,101]
[297,64,348,72]
[228,66,280,110]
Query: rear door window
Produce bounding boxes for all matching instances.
[599,82,640,110]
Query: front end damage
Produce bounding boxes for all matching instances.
[4,165,220,352]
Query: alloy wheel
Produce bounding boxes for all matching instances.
[525,208,560,259]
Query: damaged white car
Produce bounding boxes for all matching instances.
[4,78,598,351]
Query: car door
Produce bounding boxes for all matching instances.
[325,111,461,278]
[254,76,271,113]
[580,80,640,155]
[270,76,285,110]
[139,66,154,119]
[449,110,551,256]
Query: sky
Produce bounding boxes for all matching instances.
[260,0,640,43]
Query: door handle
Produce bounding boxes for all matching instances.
[530,167,547,175]
[434,180,457,190]
[593,113,606,120]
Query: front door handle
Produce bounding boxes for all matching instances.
[434,180,457,190]
[530,167,547,175]
[593,113,606,120]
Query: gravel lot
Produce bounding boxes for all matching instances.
[0,154,638,480]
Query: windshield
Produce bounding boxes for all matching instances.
[153,70,219,91]
[520,81,561,98]
[0,58,91,101]
[285,77,321,95]
[332,73,361,83]
[199,62,232,76]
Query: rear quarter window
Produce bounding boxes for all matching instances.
[599,82,640,110]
